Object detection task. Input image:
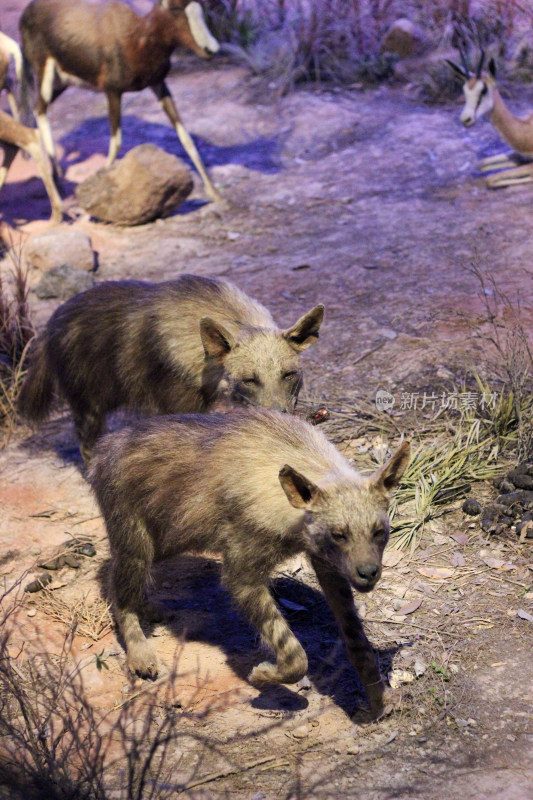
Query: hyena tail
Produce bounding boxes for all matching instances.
[17,335,56,422]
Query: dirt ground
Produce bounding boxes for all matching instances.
[1,4,533,798]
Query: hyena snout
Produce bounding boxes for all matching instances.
[352,561,381,592]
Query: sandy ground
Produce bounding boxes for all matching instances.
[1,5,533,798]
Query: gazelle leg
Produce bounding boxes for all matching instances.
[0,142,18,191]
[152,82,221,202]
[106,90,122,166]
[478,152,527,173]
[25,138,63,222]
[6,88,20,122]
[35,59,64,185]
[486,163,533,189]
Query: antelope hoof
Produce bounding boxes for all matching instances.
[127,643,159,680]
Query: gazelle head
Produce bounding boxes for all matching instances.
[446,50,497,127]
[159,0,220,58]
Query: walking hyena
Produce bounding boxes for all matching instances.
[88,409,410,714]
[17,275,324,462]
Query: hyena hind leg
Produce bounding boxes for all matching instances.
[110,519,158,679]
[223,565,308,685]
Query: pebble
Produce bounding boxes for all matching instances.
[462,498,481,516]
[26,608,36,617]
[291,723,309,739]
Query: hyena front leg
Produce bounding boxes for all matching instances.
[222,563,308,685]
[110,518,158,679]
[311,556,385,715]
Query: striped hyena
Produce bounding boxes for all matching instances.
[17,275,324,461]
[88,409,409,715]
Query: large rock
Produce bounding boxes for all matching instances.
[75,145,194,226]
[381,18,429,59]
[24,228,95,272]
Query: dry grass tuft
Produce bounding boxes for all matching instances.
[34,591,114,642]
[0,246,35,443]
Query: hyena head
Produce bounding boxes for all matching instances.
[199,304,324,412]
[279,442,410,592]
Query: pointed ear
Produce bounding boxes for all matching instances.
[199,317,236,360]
[279,464,322,509]
[370,441,410,494]
[488,57,496,78]
[445,59,467,79]
[283,304,324,352]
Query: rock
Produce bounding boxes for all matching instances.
[24,572,52,592]
[462,498,481,516]
[507,469,533,490]
[291,723,309,739]
[34,264,95,300]
[381,18,429,59]
[24,228,95,273]
[482,502,510,520]
[497,491,533,507]
[497,478,516,494]
[76,144,194,226]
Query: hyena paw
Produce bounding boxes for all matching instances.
[248,660,307,686]
[362,681,402,721]
[127,644,159,680]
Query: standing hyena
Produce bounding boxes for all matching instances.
[88,409,410,715]
[17,275,324,461]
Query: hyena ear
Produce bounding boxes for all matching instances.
[283,304,324,352]
[279,464,323,509]
[370,441,410,494]
[199,317,236,360]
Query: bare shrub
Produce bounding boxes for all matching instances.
[0,584,263,800]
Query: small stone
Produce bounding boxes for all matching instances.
[26,608,37,617]
[347,745,360,755]
[381,18,429,58]
[507,470,533,490]
[291,723,309,739]
[24,572,52,592]
[498,478,516,494]
[462,498,481,516]
[34,264,94,300]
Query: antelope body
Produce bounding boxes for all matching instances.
[88,408,410,714]
[19,0,221,199]
[17,275,324,462]
[448,51,533,188]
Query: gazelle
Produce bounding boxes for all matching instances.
[0,109,63,222]
[19,0,222,200]
[0,31,23,120]
[447,50,533,188]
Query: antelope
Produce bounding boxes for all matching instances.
[447,49,533,188]
[0,31,23,120]
[19,0,221,200]
[0,111,63,222]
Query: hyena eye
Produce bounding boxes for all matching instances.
[283,371,298,381]
[331,531,348,542]
[373,528,387,541]
[242,377,258,386]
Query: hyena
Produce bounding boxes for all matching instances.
[88,409,410,714]
[17,275,324,462]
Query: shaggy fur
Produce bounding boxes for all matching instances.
[88,409,409,714]
[17,274,324,461]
